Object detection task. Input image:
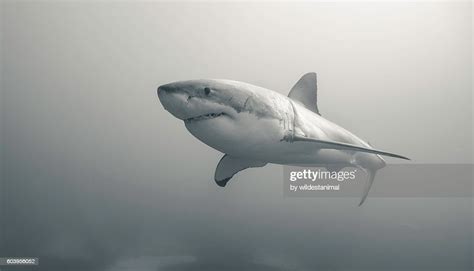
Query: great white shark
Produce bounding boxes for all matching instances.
[157,73,409,205]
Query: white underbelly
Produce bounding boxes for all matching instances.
[186,115,354,165]
[185,112,287,158]
[185,110,383,169]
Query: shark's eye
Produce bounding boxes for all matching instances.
[204,87,211,95]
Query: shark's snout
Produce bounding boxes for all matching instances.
[157,83,175,95]
[157,83,180,103]
[157,84,189,119]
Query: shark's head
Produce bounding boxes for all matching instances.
[157,79,250,123]
[157,79,284,155]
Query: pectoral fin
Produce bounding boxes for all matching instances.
[214,155,267,187]
[291,135,410,160]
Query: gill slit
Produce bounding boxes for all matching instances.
[287,100,297,142]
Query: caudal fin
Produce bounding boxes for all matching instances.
[359,169,377,206]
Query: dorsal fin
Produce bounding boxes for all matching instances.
[288,72,320,115]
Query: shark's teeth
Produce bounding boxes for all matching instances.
[185,112,225,122]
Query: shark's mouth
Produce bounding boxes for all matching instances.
[184,112,227,122]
